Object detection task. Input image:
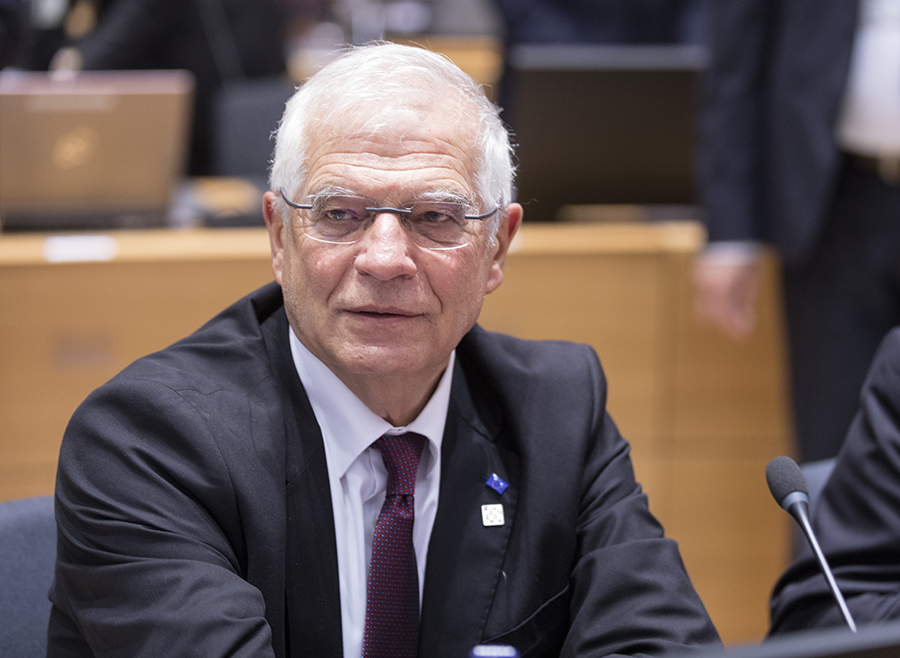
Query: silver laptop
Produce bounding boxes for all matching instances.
[0,70,194,231]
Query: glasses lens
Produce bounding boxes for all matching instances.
[295,194,477,249]
[408,203,469,247]
[307,196,370,243]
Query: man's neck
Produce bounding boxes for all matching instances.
[338,370,445,427]
[288,328,453,428]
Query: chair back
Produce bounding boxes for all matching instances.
[801,458,837,509]
[0,496,56,658]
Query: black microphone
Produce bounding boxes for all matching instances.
[766,455,857,633]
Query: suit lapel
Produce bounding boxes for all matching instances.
[418,359,520,658]
[262,308,343,658]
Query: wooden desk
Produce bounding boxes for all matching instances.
[0,228,276,499]
[0,222,791,645]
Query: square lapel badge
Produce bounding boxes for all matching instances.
[481,503,505,527]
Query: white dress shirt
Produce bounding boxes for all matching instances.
[288,328,450,658]
[837,0,900,155]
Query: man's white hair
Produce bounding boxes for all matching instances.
[268,42,515,235]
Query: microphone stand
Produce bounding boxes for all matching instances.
[783,491,857,633]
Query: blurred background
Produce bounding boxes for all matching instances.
[1,0,844,648]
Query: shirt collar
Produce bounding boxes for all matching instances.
[288,327,451,478]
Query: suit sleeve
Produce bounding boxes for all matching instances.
[49,376,277,658]
[562,347,721,656]
[695,0,776,243]
[770,327,900,633]
[475,336,721,656]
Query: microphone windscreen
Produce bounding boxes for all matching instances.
[766,455,809,507]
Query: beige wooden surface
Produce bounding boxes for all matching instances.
[0,222,792,645]
[0,228,276,501]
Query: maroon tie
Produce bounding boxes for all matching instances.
[362,433,426,658]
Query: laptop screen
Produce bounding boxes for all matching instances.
[504,45,706,223]
[0,70,194,231]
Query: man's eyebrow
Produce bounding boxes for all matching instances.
[307,185,359,200]
[308,187,476,207]
[411,189,474,206]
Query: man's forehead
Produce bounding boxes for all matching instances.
[303,103,479,192]
[319,101,474,148]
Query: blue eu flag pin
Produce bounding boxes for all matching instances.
[485,473,509,495]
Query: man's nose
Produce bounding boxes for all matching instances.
[353,212,417,280]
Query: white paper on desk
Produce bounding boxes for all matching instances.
[43,235,119,262]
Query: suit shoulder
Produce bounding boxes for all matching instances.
[860,327,900,401]
[462,325,598,361]
[458,326,604,389]
[103,282,285,395]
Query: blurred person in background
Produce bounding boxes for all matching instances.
[694,1,900,464]
[0,0,26,68]
[491,0,707,46]
[490,0,709,120]
[16,0,309,176]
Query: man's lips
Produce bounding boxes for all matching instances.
[345,305,421,318]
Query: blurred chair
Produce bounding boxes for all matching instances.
[211,75,296,183]
[203,75,295,227]
[0,495,56,658]
[789,458,837,560]
[801,458,837,509]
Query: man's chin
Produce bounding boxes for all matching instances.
[340,345,432,375]
[329,341,453,382]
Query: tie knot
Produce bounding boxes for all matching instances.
[374,433,426,496]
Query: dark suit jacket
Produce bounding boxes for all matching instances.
[490,0,700,45]
[0,0,25,68]
[48,282,720,657]
[770,327,900,633]
[696,0,858,266]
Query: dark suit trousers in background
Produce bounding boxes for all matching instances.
[783,163,900,462]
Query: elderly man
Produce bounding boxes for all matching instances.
[48,43,720,657]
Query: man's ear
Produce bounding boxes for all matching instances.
[486,202,523,295]
[263,190,286,285]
